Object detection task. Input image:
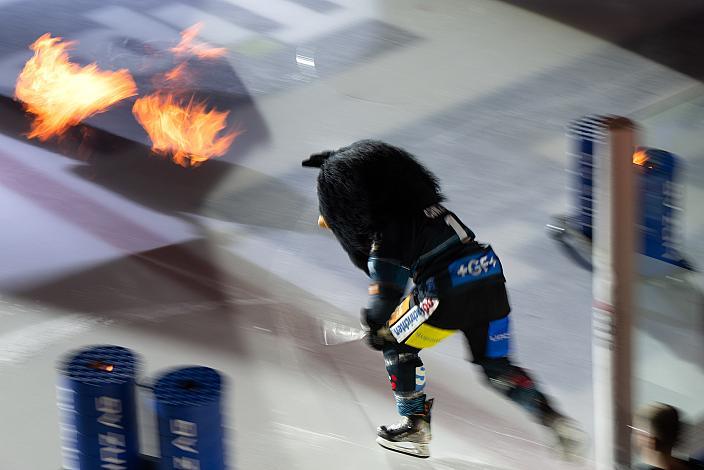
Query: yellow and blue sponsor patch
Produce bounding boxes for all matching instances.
[389,305,428,343]
[388,295,413,326]
[388,295,454,348]
[404,323,455,349]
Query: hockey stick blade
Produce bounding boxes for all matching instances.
[321,319,367,346]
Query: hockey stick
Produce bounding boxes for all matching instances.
[321,319,367,346]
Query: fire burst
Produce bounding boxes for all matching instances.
[171,22,227,59]
[163,63,189,82]
[633,149,649,166]
[15,34,137,141]
[132,94,239,167]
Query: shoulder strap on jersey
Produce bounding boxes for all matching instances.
[423,204,474,244]
[444,213,472,244]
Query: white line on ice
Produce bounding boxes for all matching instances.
[275,422,369,449]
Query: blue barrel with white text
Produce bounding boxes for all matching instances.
[154,366,226,470]
[57,345,140,469]
[566,115,609,239]
[635,147,687,267]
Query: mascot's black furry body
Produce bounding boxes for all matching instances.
[303,140,584,459]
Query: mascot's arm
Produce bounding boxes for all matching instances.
[363,227,409,330]
[362,244,408,350]
[364,256,408,327]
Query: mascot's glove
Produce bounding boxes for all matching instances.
[361,308,394,351]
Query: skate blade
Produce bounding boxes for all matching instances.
[376,436,430,458]
[553,421,589,461]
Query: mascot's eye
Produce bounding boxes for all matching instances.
[317,215,330,229]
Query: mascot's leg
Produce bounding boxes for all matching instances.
[464,316,587,459]
[375,343,433,458]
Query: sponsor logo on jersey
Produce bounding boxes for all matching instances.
[415,366,426,391]
[403,324,455,349]
[389,297,441,344]
[389,297,440,342]
[489,332,510,342]
[486,316,510,358]
[448,248,502,287]
[419,297,438,315]
[389,295,413,325]
[390,306,425,341]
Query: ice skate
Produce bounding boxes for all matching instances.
[546,414,588,461]
[376,399,433,458]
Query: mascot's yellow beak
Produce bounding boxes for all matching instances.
[318,215,330,229]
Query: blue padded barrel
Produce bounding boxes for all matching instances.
[565,118,688,268]
[57,345,140,469]
[154,366,226,470]
[637,148,686,266]
[566,115,609,239]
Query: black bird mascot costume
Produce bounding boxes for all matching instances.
[303,140,585,459]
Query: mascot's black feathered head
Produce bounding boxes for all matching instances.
[302,140,444,273]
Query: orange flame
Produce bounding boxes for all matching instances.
[164,63,188,82]
[15,34,137,141]
[633,149,649,166]
[90,361,114,372]
[132,94,239,167]
[171,22,227,59]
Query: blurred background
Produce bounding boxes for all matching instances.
[0,0,702,469]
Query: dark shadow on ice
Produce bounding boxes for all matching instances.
[0,95,316,235]
[4,239,249,355]
[3,238,337,359]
